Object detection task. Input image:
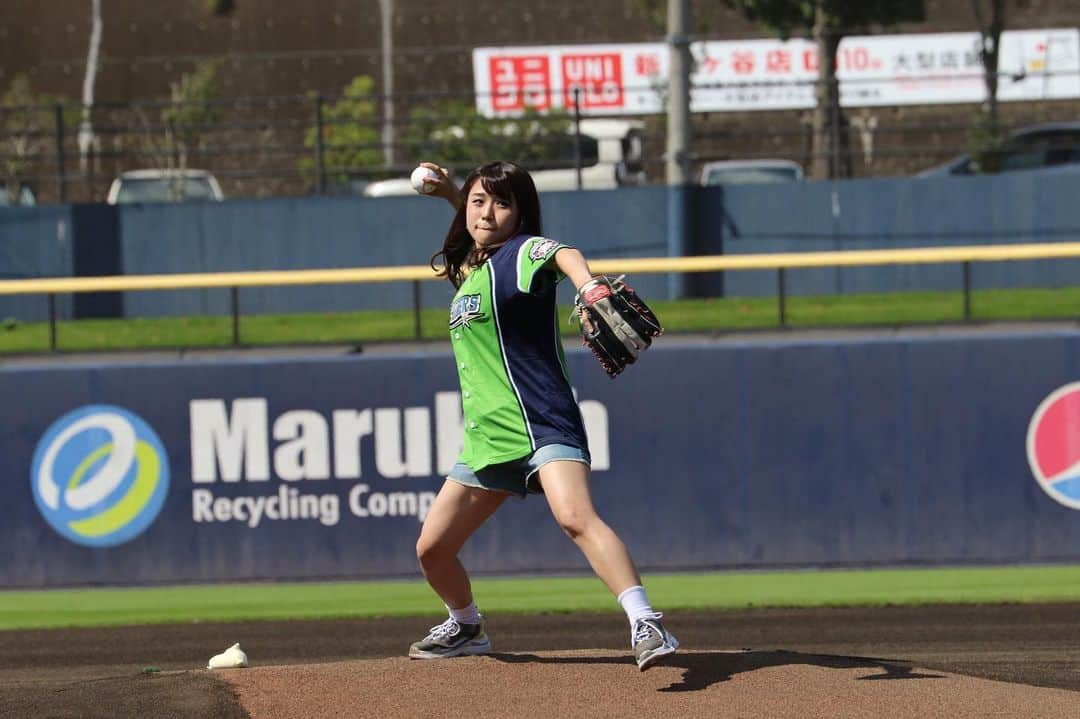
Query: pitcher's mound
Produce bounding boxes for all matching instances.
[220,649,1080,719]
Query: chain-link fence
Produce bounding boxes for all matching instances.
[2,78,1080,205]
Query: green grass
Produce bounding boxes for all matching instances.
[1,287,1077,354]
[3,565,1080,630]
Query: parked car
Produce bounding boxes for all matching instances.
[699,159,804,186]
[106,169,225,204]
[362,119,646,196]
[917,122,1080,177]
[525,118,646,193]
[0,182,37,206]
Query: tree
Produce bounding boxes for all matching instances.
[399,99,574,171]
[207,0,236,16]
[631,0,727,34]
[969,0,1006,172]
[161,58,224,170]
[725,0,925,179]
[78,0,103,174]
[0,75,73,204]
[125,58,224,201]
[300,75,383,185]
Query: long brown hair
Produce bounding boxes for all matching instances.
[430,161,543,289]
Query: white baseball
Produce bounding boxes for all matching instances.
[410,166,440,194]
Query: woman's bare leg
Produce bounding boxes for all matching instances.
[536,460,641,595]
[415,479,508,609]
[538,460,678,669]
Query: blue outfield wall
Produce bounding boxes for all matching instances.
[0,204,76,322]
[2,330,1079,588]
[692,169,1080,297]
[112,189,668,319]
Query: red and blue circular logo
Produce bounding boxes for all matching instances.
[1027,381,1080,510]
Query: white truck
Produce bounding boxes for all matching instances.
[106,169,225,204]
[363,119,646,197]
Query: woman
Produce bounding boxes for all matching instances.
[408,161,677,671]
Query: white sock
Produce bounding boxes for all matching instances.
[446,602,481,625]
[617,585,656,626]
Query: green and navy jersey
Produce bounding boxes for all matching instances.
[449,233,588,471]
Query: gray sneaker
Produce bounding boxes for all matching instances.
[632,614,679,670]
[408,617,492,659]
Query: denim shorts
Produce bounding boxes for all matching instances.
[448,443,591,498]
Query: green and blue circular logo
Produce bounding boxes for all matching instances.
[31,405,169,548]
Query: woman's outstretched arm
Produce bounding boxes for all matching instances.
[553,247,595,290]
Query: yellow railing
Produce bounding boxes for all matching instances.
[2,241,1078,350]
[3,241,1080,295]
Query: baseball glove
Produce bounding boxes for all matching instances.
[572,275,663,378]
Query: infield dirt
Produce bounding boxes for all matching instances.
[2,603,1079,718]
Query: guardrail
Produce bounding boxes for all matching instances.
[1,241,1078,351]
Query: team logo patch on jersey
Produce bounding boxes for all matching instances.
[450,294,484,329]
[528,238,560,262]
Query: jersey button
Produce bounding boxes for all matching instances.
[459,362,466,370]
[469,421,477,429]
[454,332,462,340]
[464,391,471,399]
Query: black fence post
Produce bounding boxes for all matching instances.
[778,268,788,328]
[413,280,422,340]
[315,95,326,195]
[48,293,58,351]
[230,287,240,346]
[54,103,67,203]
[962,261,972,321]
[572,88,583,191]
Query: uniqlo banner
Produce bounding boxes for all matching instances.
[472,28,1080,116]
[477,44,664,116]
